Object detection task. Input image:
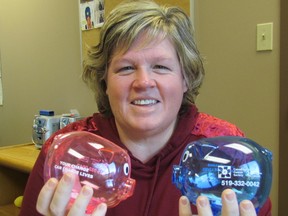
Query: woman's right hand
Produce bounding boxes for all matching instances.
[36,173,107,216]
[179,189,257,216]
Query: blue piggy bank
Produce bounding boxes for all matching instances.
[172,136,272,215]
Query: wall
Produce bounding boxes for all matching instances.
[194,1,279,215]
[0,0,189,147]
[0,0,97,146]
[279,0,288,215]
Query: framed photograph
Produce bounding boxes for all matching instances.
[80,0,104,30]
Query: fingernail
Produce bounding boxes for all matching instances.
[97,203,107,212]
[180,196,189,206]
[47,178,57,188]
[63,173,73,183]
[241,200,253,211]
[225,190,235,202]
[82,186,92,196]
[198,196,208,207]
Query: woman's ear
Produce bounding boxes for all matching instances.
[182,74,188,93]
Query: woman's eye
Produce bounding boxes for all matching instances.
[154,65,168,70]
[153,65,171,73]
[120,66,134,71]
[116,66,134,75]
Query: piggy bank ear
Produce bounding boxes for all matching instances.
[99,149,115,163]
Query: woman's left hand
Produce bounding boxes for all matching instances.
[179,189,257,216]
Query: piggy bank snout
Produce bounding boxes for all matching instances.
[172,165,182,175]
[117,178,136,200]
[172,165,183,186]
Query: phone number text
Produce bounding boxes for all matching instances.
[221,180,260,187]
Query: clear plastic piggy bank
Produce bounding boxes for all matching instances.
[44,131,136,214]
[172,136,272,215]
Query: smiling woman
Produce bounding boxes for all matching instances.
[82,1,204,118]
[20,1,272,216]
[105,35,187,161]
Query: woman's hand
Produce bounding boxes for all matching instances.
[36,173,107,216]
[179,189,257,216]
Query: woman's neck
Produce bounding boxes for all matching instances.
[116,121,177,163]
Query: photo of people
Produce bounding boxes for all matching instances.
[80,0,104,30]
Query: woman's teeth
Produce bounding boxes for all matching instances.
[133,99,157,105]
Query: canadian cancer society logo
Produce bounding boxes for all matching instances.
[218,165,232,179]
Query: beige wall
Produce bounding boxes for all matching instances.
[194,1,279,215]
[0,0,189,147]
[279,0,288,215]
[0,0,97,146]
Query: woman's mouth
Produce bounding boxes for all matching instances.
[132,99,158,105]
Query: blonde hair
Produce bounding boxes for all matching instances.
[82,0,204,116]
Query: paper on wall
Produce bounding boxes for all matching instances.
[0,78,3,106]
[0,53,2,106]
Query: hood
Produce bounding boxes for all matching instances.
[92,105,199,179]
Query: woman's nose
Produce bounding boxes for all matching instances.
[132,70,156,89]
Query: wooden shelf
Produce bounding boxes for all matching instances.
[0,143,40,214]
[0,143,40,173]
[0,204,20,216]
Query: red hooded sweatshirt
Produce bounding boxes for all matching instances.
[20,105,272,216]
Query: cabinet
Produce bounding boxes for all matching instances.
[0,144,40,215]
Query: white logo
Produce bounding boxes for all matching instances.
[218,166,232,179]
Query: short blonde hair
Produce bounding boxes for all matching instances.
[82,0,204,116]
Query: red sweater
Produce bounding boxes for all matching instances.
[20,105,272,216]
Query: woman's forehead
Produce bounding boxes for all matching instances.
[110,31,173,60]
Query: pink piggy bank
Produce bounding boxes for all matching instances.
[44,131,136,214]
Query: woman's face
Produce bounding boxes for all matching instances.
[106,35,187,137]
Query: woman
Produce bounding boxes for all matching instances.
[20,1,272,215]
